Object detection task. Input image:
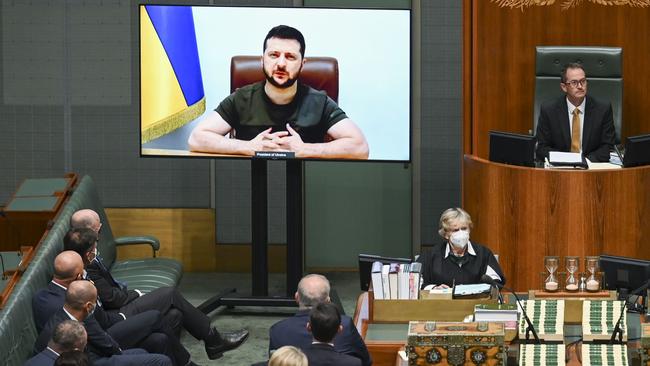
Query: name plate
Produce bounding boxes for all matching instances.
[254,151,295,159]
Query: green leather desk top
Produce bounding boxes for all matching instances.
[14,178,69,197]
[365,323,409,342]
[5,196,59,211]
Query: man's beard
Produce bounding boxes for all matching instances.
[263,65,301,89]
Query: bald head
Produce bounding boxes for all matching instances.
[70,209,101,233]
[65,280,97,311]
[53,251,84,283]
[296,274,330,308]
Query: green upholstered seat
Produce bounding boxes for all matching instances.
[111,258,183,293]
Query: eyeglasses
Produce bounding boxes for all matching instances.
[564,78,588,88]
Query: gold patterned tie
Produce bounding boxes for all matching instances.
[571,108,581,153]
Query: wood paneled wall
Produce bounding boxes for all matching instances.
[463,1,650,157]
[464,156,650,291]
[105,208,287,272]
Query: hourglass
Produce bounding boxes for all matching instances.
[543,256,559,292]
[565,256,580,292]
[585,256,601,292]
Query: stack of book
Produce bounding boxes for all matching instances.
[474,303,518,322]
[371,261,422,300]
[474,303,518,333]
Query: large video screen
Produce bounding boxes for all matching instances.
[140,5,411,161]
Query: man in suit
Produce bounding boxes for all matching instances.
[268,274,371,366]
[25,320,87,366]
[32,251,196,366]
[303,302,361,366]
[536,62,616,162]
[67,209,248,360]
[34,280,172,366]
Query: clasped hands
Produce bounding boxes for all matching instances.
[251,123,305,154]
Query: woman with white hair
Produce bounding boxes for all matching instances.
[417,208,505,289]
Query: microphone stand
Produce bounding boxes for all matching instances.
[482,275,540,344]
[0,253,6,280]
[511,288,541,344]
[609,280,650,344]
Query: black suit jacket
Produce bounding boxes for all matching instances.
[303,343,362,366]
[34,308,121,359]
[24,347,58,366]
[536,95,615,162]
[32,281,123,333]
[87,259,140,310]
[269,309,371,366]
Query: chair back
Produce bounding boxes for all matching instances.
[533,46,622,143]
[230,56,339,102]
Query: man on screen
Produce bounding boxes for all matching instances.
[188,25,369,159]
[535,62,615,162]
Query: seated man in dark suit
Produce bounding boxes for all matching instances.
[53,350,89,366]
[268,274,371,366]
[303,302,361,366]
[25,320,87,366]
[536,62,616,162]
[68,209,248,360]
[32,251,196,366]
[34,280,172,366]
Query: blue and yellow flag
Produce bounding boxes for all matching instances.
[140,5,205,143]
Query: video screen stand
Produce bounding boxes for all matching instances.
[198,158,303,313]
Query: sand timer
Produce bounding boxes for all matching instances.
[585,256,601,292]
[544,256,559,292]
[565,256,580,291]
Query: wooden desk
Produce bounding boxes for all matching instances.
[0,173,77,251]
[463,154,650,292]
[353,292,645,366]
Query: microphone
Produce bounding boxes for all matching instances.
[610,279,650,344]
[481,275,540,344]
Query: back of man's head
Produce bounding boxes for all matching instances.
[296,274,330,308]
[50,320,87,353]
[308,302,341,343]
[70,209,100,231]
[63,228,97,260]
[54,350,89,366]
[263,25,305,58]
[65,280,96,312]
[53,251,84,282]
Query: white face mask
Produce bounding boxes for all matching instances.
[449,229,470,249]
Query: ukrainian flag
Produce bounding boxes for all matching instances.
[140,5,205,144]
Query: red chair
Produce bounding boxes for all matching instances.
[230,55,339,102]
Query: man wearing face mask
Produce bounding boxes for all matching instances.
[416,208,505,289]
[34,280,172,366]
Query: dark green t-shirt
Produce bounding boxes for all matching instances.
[215,81,348,143]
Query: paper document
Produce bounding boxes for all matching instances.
[609,151,623,166]
[587,160,621,170]
[549,151,583,164]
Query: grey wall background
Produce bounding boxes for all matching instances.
[0,0,461,267]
